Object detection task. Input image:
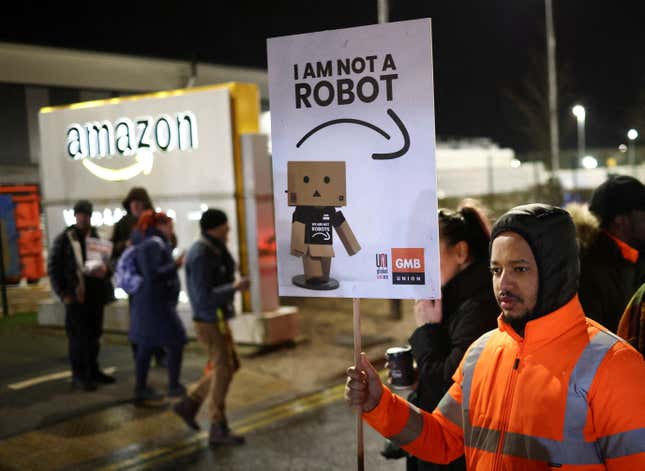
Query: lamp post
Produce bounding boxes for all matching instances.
[545,0,560,174]
[627,128,638,173]
[571,105,585,191]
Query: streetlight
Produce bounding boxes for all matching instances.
[571,104,585,190]
[582,155,598,170]
[627,128,638,172]
[545,0,560,174]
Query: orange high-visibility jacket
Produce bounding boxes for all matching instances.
[364,296,645,470]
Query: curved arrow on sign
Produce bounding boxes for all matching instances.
[296,108,410,160]
[81,149,155,182]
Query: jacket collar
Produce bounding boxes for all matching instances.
[604,230,639,264]
[68,224,95,240]
[442,261,491,318]
[498,295,586,345]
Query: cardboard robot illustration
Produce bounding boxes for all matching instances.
[287,161,361,290]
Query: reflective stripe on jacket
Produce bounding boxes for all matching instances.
[364,295,645,470]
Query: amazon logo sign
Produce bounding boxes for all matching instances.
[65,111,199,181]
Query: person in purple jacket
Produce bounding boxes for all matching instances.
[129,211,186,404]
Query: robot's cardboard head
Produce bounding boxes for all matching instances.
[287,161,347,207]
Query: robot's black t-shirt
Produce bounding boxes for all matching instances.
[292,206,345,245]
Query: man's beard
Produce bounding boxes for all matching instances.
[497,290,530,319]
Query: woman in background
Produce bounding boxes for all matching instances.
[129,211,186,403]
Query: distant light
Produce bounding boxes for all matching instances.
[618,144,628,153]
[179,291,189,303]
[582,155,598,169]
[167,209,177,220]
[114,288,128,300]
[63,207,124,227]
[200,203,208,212]
[627,129,639,141]
[510,158,521,168]
[571,104,586,121]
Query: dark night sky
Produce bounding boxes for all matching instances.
[2,0,644,154]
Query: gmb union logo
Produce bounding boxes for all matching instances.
[391,248,425,285]
[375,253,389,280]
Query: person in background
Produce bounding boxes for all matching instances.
[577,175,645,332]
[110,187,154,265]
[129,211,186,403]
[347,204,645,470]
[48,200,115,391]
[617,282,645,356]
[110,187,165,366]
[402,201,499,471]
[173,209,249,447]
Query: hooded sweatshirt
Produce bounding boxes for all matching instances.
[490,204,579,334]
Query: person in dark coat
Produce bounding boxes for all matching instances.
[577,175,645,332]
[397,201,499,471]
[48,200,115,391]
[129,211,186,402]
[110,187,154,266]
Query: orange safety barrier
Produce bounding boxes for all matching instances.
[0,185,45,282]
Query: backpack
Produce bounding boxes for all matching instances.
[115,236,165,295]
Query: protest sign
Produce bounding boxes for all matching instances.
[268,18,440,299]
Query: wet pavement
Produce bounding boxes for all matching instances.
[0,297,416,470]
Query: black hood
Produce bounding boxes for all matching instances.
[491,204,579,320]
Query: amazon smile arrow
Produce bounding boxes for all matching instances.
[81,149,155,182]
[296,108,410,160]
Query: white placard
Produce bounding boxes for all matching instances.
[268,19,440,299]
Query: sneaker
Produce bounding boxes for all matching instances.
[168,384,186,398]
[209,422,245,447]
[92,371,116,384]
[172,396,201,430]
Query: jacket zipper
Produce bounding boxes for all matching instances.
[492,342,523,471]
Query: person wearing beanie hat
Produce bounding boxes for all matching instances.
[199,208,228,232]
[174,208,249,446]
[346,204,645,470]
[578,175,645,332]
[47,199,115,391]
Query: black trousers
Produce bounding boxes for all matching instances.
[64,302,104,381]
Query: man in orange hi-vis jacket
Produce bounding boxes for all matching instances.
[347,204,645,470]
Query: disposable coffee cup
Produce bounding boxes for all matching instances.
[385,346,414,389]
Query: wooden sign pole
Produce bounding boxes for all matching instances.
[353,297,364,471]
